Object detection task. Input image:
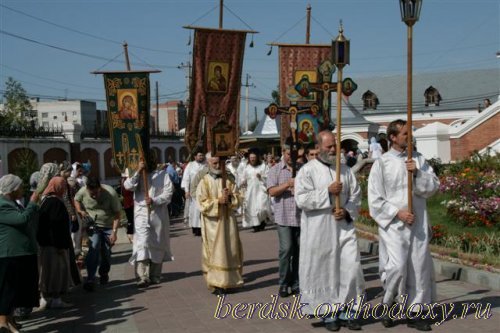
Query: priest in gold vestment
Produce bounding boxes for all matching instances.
[196,155,243,294]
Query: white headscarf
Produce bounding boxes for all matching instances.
[0,174,23,195]
[36,163,59,194]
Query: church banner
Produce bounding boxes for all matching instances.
[185,27,248,154]
[103,72,151,173]
[278,44,331,144]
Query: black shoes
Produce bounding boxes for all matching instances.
[100,274,109,285]
[381,314,394,328]
[252,221,267,232]
[290,287,300,295]
[343,319,362,330]
[325,320,341,332]
[325,319,362,331]
[212,287,225,296]
[279,286,289,298]
[83,281,95,292]
[407,318,432,331]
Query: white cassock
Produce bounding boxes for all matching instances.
[227,163,242,214]
[181,161,206,228]
[226,164,240,186]
[124,169,174,264]
[295,159,365,314]
[368,148,439,306]
[241,163,273,228]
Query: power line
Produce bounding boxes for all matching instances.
[0,4,187,55]
[0,64,102,91]
[0,29,178,69]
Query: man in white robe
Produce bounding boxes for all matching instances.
[240,150,273,232]
[196,156,243,295]
[181,151,206,236]
[295,131,364,331]
[226,156,240,185]
[124,159,174,287]
[368,119,439,331]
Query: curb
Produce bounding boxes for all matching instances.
[357,237,500,291]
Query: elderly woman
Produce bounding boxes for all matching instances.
[0,174,39,333]
[37,177,73,309]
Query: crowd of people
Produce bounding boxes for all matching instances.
[0,119,439,332]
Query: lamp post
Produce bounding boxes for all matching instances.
[400,0,422,213]
[332,21,350,211]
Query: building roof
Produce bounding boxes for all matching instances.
[242,114,281,139]
[347,68,499,114]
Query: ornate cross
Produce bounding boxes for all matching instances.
[297,60,357,129]
[265,102,320,176]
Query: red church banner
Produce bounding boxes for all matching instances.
[185,27,248,155]
[277,44,331,144]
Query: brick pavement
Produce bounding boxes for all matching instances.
[20,221,500,333]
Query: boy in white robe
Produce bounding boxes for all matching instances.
[124,158,174,287]
[368,119,439,331]
[240,150,272,231]
[181,151,206,236]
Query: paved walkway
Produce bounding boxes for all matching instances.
[21,221,500,333]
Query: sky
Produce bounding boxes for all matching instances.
[0,0,498,124]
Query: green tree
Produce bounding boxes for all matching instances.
[271,88,280,105]
[2,77,34,128]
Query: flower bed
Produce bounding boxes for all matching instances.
[356,152,500,268]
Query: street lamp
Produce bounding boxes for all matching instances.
[399,0,422,213]
[332,21,350,211]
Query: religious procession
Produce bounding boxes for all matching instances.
[1,1,499,333]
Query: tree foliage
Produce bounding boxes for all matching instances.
[2,77,33,128]
[271,88,280,105]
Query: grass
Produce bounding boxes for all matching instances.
[358,193,500,269]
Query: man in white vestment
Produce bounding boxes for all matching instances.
[295,131,364,331]
[368,137,383,159]
[368,119,439,331]
[196,156,243,295]
[226,156,240,184]
[124,157,174,287]
[181,151,206,236]
[240,149,273,232]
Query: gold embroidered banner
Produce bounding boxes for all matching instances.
[278,44,331,144]
[185,27,248,154]
[103,72,151,173]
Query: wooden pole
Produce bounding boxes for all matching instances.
[306,4,311,44]
[140,156,151,215]
[123,42,131,71]
[220,156,228,219]
[407,24,413,213]
[245,74,250,132]
[335,69,343,211]
[219,0,224,29]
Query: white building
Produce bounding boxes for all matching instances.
[32,99,98,132]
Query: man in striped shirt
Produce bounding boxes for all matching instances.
[266,145,301,298]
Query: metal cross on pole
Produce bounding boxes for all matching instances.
[265,102,320,177]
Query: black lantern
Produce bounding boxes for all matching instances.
[399,0,422,26]
[332,22,350,70]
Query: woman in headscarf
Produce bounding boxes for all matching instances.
[0,174,40,333]
[57,161,82,287]
[37,177,73,309]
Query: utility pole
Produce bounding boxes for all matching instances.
[178,61,192,116]
[156,81,159,134]
[242,74,255,132]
